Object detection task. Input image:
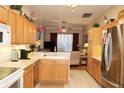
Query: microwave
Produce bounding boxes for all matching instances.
[0,23,11,45]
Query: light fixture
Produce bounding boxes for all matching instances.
[57,7,62,32]
[67,5,78,15]
[83,43,88,48]
[67,5,78,8]
[62,28,67,32]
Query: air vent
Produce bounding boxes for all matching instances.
[82,13,92,18]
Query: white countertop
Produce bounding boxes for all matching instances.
[92,56,101,62]
[0,52,71,69]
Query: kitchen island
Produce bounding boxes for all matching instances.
[0,52,70,88]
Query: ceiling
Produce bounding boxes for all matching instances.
[27,5,112,26]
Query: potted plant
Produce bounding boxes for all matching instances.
[93,23,100,28]
[10,5,23,14]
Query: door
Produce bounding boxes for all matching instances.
[101,26,121,84]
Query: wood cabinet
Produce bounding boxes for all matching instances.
[23,65,34,88]
[87,30,93,75]
[54,62,68,82]
[1,5,36,44]
[87,28,102,84]
[8,10,17,44]
[33,60,39,87]
[16,15,24,44]
[87,42,93,75]
[23,18,29,44]
[39,59,68,83]
[39,60,53,81]
[92,28,102,45]
[0,6,8,24]
[28,23,36,44]
[92,58,101,84]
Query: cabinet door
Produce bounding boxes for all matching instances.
[23,72,29,88]
[54,62,68,82]
[29,70,34,88]
[87,42,93,74]
[23,65,34,88]
[28,23,33,44]
[8,10,17,44]
[33,61,39,87]
[0,6,8,24]
[16,15,24,43]
[39,60,53,81]
[32,25,36,44]
[23,19,29,44]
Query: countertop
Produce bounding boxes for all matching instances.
[0,52,71,69]
[92,56,101,62]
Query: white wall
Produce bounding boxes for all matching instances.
[44,27,85,48]
[88,5,124,29]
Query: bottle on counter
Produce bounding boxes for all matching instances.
[54,46,57,52]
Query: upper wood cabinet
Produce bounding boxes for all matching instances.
[8,10,17,44]
[16,15,24,44]
[23,18,29,44]
[0,6,8,24]
[28,23,36,44]
[1,5,36,44]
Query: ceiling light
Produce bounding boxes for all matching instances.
[67,5,78,8]
[62,29,67,32]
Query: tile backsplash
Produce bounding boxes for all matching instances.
[0,46,13,62]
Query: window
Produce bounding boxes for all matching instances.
[57,34,73,52]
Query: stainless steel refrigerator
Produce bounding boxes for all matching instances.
[101,20,124,88]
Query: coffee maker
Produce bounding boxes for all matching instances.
[19,49,30,59]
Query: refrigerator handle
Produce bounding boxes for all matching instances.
[105,33,112,71]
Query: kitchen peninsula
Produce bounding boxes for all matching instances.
[0,52,70,88]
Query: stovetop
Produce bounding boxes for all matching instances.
[0,67,20,80]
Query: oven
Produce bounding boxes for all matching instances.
[0,67,24,88]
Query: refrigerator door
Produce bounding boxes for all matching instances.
[117,23,124,86]
[101,26,121,86]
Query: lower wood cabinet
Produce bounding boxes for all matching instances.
[23,65,34,88]
[23,59,69,88]
[54,62,68,82]
[39,59,68,83]
[33,60,39,87]
[92,58,101,84]
[39,60,53,81]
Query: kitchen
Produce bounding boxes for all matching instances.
[0,5,124,88]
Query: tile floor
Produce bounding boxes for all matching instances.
[36,70,101,88]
